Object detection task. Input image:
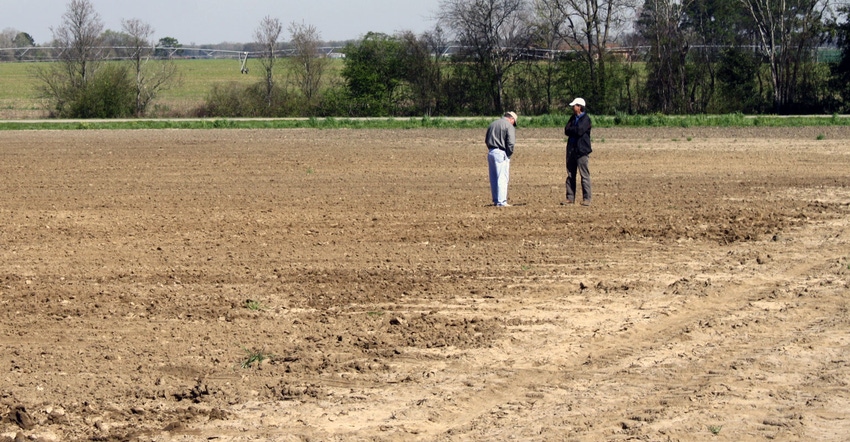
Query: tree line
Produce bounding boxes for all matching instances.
[8,0,850,118]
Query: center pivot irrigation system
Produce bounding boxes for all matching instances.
[5,44,836,74]
[239,51,249,74]
[0,45,348,74]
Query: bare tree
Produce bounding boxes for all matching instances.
[528,1,567,111]
[122,18,178,116]
[288,21,329,107]
[438,0,535,113]
[534,0,637,109]
[33,0,104,115]
[739,0,830,111]
[0,28,16,47]
[0,28,16,61]
[53,0,103,87]
[416,26,451,115]
[254,16,283,106]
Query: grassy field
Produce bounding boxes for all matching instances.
[0,58,343,118]
[0,60,44,115]
[2,59,850,129]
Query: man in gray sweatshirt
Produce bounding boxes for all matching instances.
[485,111,517,207]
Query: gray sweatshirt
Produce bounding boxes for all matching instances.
[485,117,516,158]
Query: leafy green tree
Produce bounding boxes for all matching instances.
[14,32,35,47]
[440,61,491,115]
[100,29,132,59]
[101,29,131,46]
[716,48,767,113]
[158,36,179,47]
[341,32,407,116]
[156,36,181,57]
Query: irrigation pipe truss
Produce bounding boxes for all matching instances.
[0,44,841,63]
[0,46,347,62]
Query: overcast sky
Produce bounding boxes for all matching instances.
[3,0,443,45]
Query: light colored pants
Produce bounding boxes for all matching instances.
[488,148,510,206]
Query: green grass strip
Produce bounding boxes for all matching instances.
[2,113,849,130]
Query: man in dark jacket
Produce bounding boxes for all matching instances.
[564,98,592,206]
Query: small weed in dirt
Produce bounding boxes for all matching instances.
[367,311,384,317]
[708,425,722,435]
[816,133,825,140]
[240,347,272,369]
[687,136,693,141]
[306,167,315,174]
[244,299,264,311]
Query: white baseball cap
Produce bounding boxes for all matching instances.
[569,98,586,107]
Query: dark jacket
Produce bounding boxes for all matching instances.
[565,113,592,157]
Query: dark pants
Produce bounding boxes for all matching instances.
[566,153,591,203]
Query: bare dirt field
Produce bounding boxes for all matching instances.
[1,126,848,441]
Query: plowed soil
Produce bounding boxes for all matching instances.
[1,127,849,441]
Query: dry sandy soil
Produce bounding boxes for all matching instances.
[0,126,848,441]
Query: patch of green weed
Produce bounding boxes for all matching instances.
[708,425,722,435]
[240,347,272,369]
[244,299,264,311]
